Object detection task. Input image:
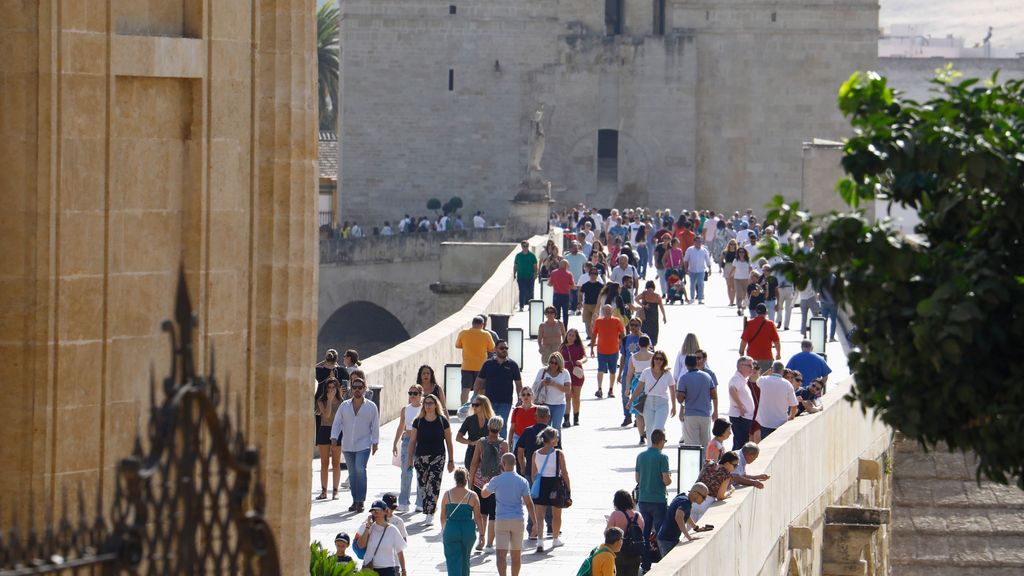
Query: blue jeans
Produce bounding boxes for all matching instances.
[553,292,571,326]
[821,303,839,339]
[398,435,423,508]
[492,402,513,439]
[570,287,579,310]
[343,449,371,503]
[688,272,705,301]
[547,403,566,431]
[637,245,649,278]
[643,395,670,434]
[657,539,678,558]
[620,377,631,416]
[517,276,535,309]
[638,501,667,545]
[730,417,752,450]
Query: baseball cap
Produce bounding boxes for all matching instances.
[369,500,388,512]
[382,493,398,509]
[334,532,350,543]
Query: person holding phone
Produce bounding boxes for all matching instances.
[354,500,407,576]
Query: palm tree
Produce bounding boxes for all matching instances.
[317,2,341,132]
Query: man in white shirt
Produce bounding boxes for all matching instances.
[563,242,588,311]
[380,222,393,236]
[350,223,363,238]
[727,356,757,448]
[398,215,411,233]
[754,361,798,439]
[609,255,639,295]
[436,214,448,232]
[683,236,712,304]
[731,442,770,489]
[473,211,486,228]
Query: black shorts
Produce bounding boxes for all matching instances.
[461,370,478,390]
[473,486,497,519]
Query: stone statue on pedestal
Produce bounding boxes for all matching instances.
[528,104,546,175]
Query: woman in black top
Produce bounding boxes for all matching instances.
[416,364,446,413]
[407,394,455,522]
[455,395,495,467]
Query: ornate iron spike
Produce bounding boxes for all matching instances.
[161,319,177,397]
[76,482,87,531]
[173,266,197,385]
[132,434,144,458]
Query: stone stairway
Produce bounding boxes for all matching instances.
[890,436,1024,576]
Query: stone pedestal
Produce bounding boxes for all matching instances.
[505,178,553,242]
[822,506,891,576]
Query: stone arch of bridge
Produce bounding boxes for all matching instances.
[317,301,411,360]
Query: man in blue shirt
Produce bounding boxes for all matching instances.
[656,482,710,557]
[676,355,718,448]
[475,342,523,438]
[786,340,832,392]
[483,453,536,576]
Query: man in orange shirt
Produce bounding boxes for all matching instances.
[589,527,623,576]
[674,220,696,253]
[590,304,625,398]
[739,303,782,372]
[455,316,495,404]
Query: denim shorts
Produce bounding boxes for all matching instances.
[597,353,619,373]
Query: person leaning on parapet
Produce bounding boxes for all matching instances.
[473,210,487,229]
[456,316,496,406]
[655,483,711,557]
[739,303,782,373]
[513,241,539,312]
[795,378,824,416]
[730,442,770,489]
[754,362,798,440]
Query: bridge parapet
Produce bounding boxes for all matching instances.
[319,226,506,265]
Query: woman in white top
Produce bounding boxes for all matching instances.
[392,383,423,512]
[629,350,676,438]
[533,352,571,432]
[355,500,408,576]
[728,247,753,315]
[624,336,653,445]
[672,333,701,380]
[530,426,572,551]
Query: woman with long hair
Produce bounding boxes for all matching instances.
[729,246,753,315]
[559,328,587,427]
[533,352,571,432]
[416,364,446,413]
[597,281,627,323]
[721,239,739,305]
[637,280,667,346]
[392,383,424,511]
[530,427,571,551]
[440,467,483,576]
[630,350,676,437]
[606,489,645,576]
[624,336,654,442]
[635,224,649,279]
[509,387,538,450]
[314,377,344,500]
[673,333,702,377]
[468,416,509,551]
[406,394,455,524]
[456,395,495,467]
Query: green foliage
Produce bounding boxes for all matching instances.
[440,196,464,215]
[767,71,1024,487]
[317,2,341,131]
[310,541,363,576]
[426,198,442,212]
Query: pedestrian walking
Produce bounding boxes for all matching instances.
[392,383,425,512]
[548,260,575,326]
[482,453,536,576]
[456,316,496,405]
[330,377,379,513]
[623,336,653,438]
[537,306,566,366]
[440,468,484,576]
[559,328,587,427]
[729,247,752,315]
[514,241,538,311]
[629,350,676,437]
[475,341,523,439]
[315,377,344,501]
[739,303,782,372]
[469,416,510,551]
[591,304,625,398]
[530,427,571,551]
[456,395,494,467]
[676,354,718,448]
[406,394,455,524]
[509,388,538,452]
[637,281,667,346]
[606,490,645,576]
[532,352,571,433]
[354,500,408,576]
[683,236,712,304]
[416,364,447,412]
[579,268,604,341]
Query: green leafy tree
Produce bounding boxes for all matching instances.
[317,2,341,131]
[768,70,1024,487]
[426,198,442,214]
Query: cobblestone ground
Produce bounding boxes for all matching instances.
[310,273,849,575]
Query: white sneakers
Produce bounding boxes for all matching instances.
[423,513,434,525]
[551,538,565,548]
[397,504,411,512]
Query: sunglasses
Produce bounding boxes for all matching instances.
[408,391,421,396]
[351,385,366,390]
[548,360,559,365]
[497,347,509,351]
[424,401,436,406]
[471,403,481,407]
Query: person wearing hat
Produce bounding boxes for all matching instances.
[332,532,356,573]
[381,493,408,541]
[354,500,407,576]
[739,303,782,373]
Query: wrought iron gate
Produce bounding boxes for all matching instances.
[1,273,281,575]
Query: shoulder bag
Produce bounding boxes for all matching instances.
[361,524,387,571]
[632,371,665,413]
[550,449,573,508]
[530,450,552,499]
[533,369,549,404]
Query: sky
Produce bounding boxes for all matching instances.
[881,0,1024,53]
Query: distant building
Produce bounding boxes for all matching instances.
[320,131,339,228]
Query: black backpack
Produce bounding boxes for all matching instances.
[620,511,645,557]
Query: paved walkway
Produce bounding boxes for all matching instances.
[309,272,849,575]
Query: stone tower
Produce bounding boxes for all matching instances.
[0,1,317,571]
[337,0,878,223]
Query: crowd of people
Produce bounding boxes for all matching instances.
[312,204,838,575]
[322,211,492,239]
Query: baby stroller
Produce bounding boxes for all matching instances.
[666,267,688,304]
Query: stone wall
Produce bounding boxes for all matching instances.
[0,2,317,572]
[337,0,877,222]
[876,57,1024,101]
[647,374,892,575]
[319,226,506,265]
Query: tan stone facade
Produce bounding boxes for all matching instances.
[0,1,317,572]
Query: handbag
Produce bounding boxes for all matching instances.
[564,344,585,380]
[361,524,387,570]
[549,450,572,508]
[530,450,552,499]
[632,371,665,413]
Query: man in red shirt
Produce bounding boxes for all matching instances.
[674,221,696,253]
[591,304,626,398]
[547,260,575,326]
[739,303,782,372]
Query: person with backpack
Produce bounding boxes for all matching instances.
[578,528,623,576]
[469,416,510,551]
[605,490,645,576]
